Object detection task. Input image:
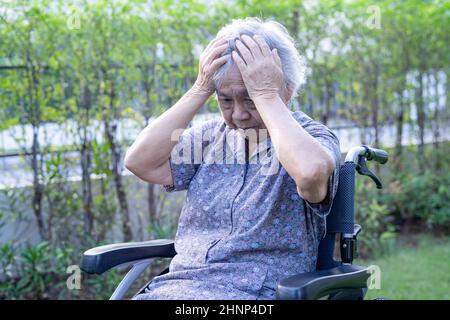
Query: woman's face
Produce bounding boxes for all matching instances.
[215,64,265,131]
[215,64,292,134]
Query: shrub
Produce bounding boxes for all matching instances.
[383,169,450,232]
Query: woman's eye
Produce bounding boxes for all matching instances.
[218,99,232,109]
[244,99,255,107]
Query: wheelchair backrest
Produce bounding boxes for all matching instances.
[316,162,356,270]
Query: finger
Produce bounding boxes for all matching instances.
[208,34,228,46]
[252,34,271,57]
[235,39,254,64]
[240,34,263,58]
[204,43,229,65]
[203,38,230,60]
[272,48,282,68]
[205,34,230,51]
[209,54,231,71]
[231,50,247,71]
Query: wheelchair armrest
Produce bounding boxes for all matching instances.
[81,239,176,275]
[276,264,370,300]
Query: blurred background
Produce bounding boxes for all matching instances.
[0,0,448,299]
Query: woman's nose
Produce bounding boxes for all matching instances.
[232,104,251,121]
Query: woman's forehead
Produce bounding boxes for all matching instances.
[216,86,249,97]
[217,68,248,97]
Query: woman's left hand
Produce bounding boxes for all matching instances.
[232,34,285,102]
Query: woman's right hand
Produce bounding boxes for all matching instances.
[192,34,231,97]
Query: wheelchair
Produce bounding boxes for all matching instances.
[80,145,388,300]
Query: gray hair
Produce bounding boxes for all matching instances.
[213,17,306,107]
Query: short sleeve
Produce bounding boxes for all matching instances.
[163,118,221,192]
[292,111,341,218]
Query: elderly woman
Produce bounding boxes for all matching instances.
[125,17,340,300]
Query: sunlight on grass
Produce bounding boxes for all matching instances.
[357,235,450,300]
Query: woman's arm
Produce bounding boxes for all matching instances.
[124,87,209,184]
[124,34,231,185]
[252,95,335,204]
[232,34,335,203]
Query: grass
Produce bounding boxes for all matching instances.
[356,234,450,300]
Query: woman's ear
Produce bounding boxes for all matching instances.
[282,83,294,106]
[287,84,294,100]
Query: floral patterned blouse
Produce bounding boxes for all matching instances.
[134,110,340,300]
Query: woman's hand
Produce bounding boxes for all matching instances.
[192,34,231,97]
[232,34,285,102]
